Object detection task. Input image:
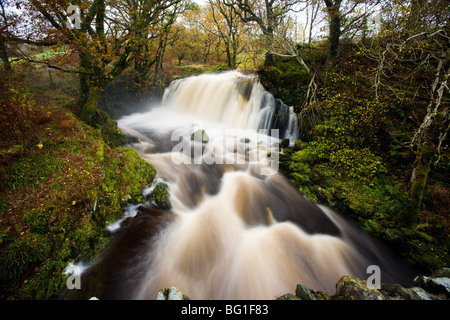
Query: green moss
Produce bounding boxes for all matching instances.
[291,149,312,164]
[149,182,172,211]
[191,129,209,143]
[276,293,301,300]
[19,259,68,300]
[290,172,311,185]
[294,139,307,150]
[2,153,65,190]
[0,234,50,284]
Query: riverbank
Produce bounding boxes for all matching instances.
[0,68,155,299]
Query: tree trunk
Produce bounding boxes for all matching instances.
[78,50,92,107]
[324,0,342,64]
[398,111,446,228]
[0,39,11,71]
[398,147,432,227]
[328,8,341,62]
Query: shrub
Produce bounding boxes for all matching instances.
[0,73,44,145]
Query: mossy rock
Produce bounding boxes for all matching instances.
[334,275,384,300]
[280,138,290,148]
[294,139,307,151]
[149,182,172,211]
[191,129,209,143]
[291,149,312,164]
[276,293,300,300]
[156,287,190,300]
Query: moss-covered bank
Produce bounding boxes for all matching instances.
[0,87,155,299]
[261,48,449,274]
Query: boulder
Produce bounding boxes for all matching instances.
[295,284,329,300]
[149,182,172,211]
[191,129,209,143]
[276,293,300,300]
[291,149,311,164]
[156,287,190,300]
[280,138,290,148]
[380,283,423,300]
[334,275,384,300]
[431,268,450,278]
[410,287,432,300]
[413,275,450,297]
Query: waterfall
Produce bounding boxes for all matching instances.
[71,71,414,300]
[161,71,299,142]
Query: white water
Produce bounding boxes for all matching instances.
[88,71,414,300]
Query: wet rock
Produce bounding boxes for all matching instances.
[268,151,291,162]
[335,275,384,300]
[295,284,329,300]
[410,287,432,300]
[295,284,317,300]
[276,293,300,300]
[283,147,294,155]
[191,129,209,143]
[280,138,290,148]
[413,275,450,297]
[156,287,190,300]
[431,268,450,278]
[149,182,172,211]
[380,283,422,300]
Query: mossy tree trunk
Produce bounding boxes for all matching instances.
[398,110,447,228]
[0,39,11,71]
[324,0,343,65]
[398,146,432,227]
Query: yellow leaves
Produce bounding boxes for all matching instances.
[36,143,44,149]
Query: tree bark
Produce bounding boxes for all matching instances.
[324,0,342,64]
[398,146,432,227]
[0,39,11,71]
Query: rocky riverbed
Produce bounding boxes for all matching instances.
[156,268,450,300]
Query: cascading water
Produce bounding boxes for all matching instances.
[67,71,414,300]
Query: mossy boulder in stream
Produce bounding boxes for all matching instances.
[149,182,172,211]
[334,275,384,300]
[191,129,209,143]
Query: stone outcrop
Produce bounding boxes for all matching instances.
[148,182,172,211]
[278,268,450,300]
[191,129,209,143]
[155,268,450,300]
[156,287,190,300]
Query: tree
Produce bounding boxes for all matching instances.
[107,0,185,94]
[362,0,450,227]
[16,0,183,113]
[209,0,245,69]
[0,0,19,71]
[303,0,323,44]
[224,0,300,66]
[323,0,381,64]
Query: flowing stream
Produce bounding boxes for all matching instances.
[70,71,414,300]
